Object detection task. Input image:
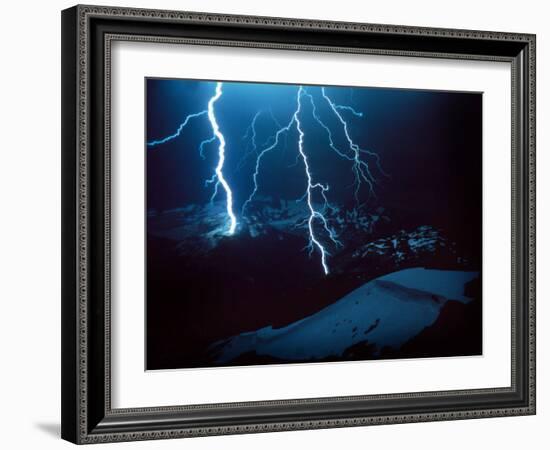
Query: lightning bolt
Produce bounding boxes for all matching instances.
[321,87,388,200]
[148,81,385,273]
[198,136,217,159]
[294,87,341,275]
[236,110,263,172]
[242,111,261,151]
[207,82,237,235]
[334,104,363,117]
[146,82,237,236]
[242,87,342,274]
[298,89,374,200]
[241,109,297,215]
[147,111,208,148]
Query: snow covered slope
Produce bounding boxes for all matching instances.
[209,268,479,363]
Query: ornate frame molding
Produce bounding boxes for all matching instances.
[61,4,536,444]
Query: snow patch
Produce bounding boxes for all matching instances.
[209,268,479,363]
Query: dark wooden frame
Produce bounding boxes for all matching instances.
[61,4,536,444]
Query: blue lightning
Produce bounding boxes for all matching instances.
[146,82,237,236]
[208,82,237,235]
[148,81,386,274]
[237,109,289,174]
[322,88,388,199]
[236,110,263,172]
[242,87,342,274]
[334,104,363,118]
[241,86,386,273]
[241,108,297,215]
[198,136,217,159]
[294,87,340,275]
[243,111,262,150]
[300,89,374,199]
[147,111,208,147]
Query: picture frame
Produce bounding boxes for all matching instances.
[61,4,536,444]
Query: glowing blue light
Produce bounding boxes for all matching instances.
[242,108,297,215]
[146,82,237,236]
[240,85,387,274]
[148,81,386,273]
[147,111,208,147]
[243,110,262,150]
[198,136,217,159]
[322,87,388,199]
[335,104,363,117]
[237,110,263,172]
[208,82,237,235]
[294,87,340,275]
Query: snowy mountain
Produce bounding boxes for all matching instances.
[208,268,479,364]
[147,197,462,271]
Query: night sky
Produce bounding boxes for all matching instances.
[147,79,481,245]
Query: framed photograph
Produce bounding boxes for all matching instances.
[61,4,536,444]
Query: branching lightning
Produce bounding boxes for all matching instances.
[294,87,341,274]
[147,82,237,235]
[237,109,290,176]
[198,136,217,160]
[334,104,363,118]
[322,87,388,199]
[241,111,262,155]
[241,87,347,274]
[241,110,297,215]
[241,86,384,273]
[147,111,208,148]
[148,82,385,273]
